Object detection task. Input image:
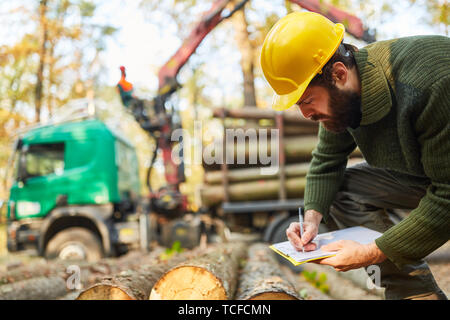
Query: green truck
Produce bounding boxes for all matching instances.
[3,102,311,264]
[5,111,151,261]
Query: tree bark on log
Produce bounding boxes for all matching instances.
[150,242,247,300]
[205,162,310,184]
[0,249,166,300]
[236,243,301,300]
[213,135,318,162]
[0,276,68,300]
[202,135,362,171]
[77,261,176,300]
[200,177,306,206]
[204,158,365,185]
[0,248,165,288]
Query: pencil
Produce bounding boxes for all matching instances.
[299,207,305,253]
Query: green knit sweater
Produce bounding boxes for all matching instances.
[304,35,450,268]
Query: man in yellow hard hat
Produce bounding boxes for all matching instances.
[261,11,449,299]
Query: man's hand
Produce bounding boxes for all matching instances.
[286,209,322,251]
[317,240,387,271]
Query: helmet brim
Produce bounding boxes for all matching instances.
[271,75,311,111]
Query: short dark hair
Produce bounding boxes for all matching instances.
[309,43,357,88]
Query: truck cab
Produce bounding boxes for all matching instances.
[6,109,144,261]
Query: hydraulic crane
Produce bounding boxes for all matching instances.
[117,0,375,216]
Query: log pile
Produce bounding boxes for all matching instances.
[200,107,363,206]
[200,177,307,207]
[0,248,164,300]
[77,246,212,300]
[0,242,305,300]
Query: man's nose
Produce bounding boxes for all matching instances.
[298,105,312,119]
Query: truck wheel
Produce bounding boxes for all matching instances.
[45,227,103,262]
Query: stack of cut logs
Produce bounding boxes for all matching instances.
[0,243,302,300]
[200,107,362,206]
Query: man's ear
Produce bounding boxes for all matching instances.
[331,62,348,87]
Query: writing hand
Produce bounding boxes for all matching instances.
[286,209,322,252]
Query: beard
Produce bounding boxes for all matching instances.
[321,85,362,133]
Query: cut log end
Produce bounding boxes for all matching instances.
[150,266,227,300]
[77,285,134,300]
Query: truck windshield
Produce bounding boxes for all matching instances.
[16,143,65,180]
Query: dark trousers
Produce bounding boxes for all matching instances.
[326,161,447,300]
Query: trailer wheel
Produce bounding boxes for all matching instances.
[45,227,103,262]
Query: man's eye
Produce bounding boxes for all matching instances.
[296,99,312,106]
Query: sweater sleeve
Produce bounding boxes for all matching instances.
[375,76,450,268]
[304,123,357,222]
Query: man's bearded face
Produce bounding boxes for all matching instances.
[296,84,361,133]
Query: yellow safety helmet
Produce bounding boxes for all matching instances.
[260,11,345,111]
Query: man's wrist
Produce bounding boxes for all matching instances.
[366,242,387,264]
[305,209,323,225]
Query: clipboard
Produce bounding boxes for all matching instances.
[270,226,382,266]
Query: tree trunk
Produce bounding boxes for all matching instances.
[150,242,247,300]
[285,0,294,13]
[236,244,301,300]
[205,162,310,184]
[0,276,68,300]
[35,0,48,123]
[231,1,257,107]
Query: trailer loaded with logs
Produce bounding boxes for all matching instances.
[199,107,364,245]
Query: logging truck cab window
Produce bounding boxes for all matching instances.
[15,142,65,181]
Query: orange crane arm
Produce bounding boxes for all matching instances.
[290,0,374,41]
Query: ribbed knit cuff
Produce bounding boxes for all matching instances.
[304,202,330,223]
[304,175,343,224]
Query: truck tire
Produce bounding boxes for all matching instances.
[45,227,103,262]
